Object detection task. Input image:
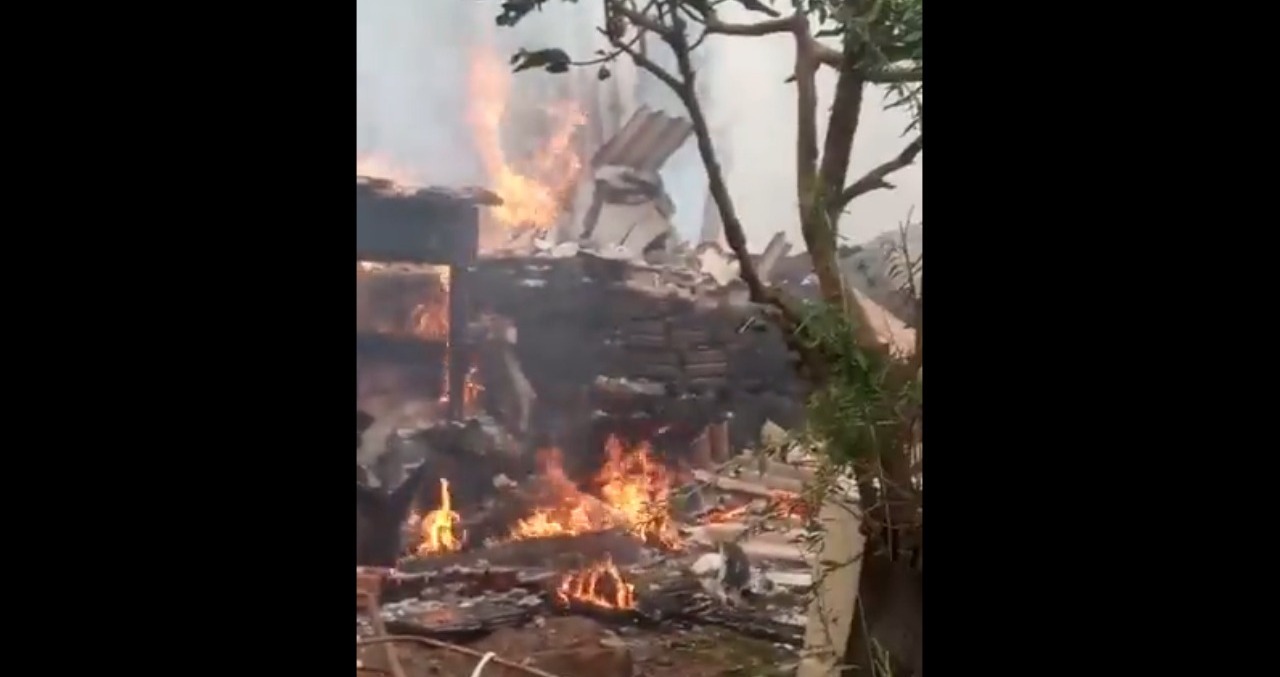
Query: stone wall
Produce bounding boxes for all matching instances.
[468,254,805,454]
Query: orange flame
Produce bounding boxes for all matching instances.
[555,555,635,610]
[467,50,586,237]
[402,267,480,415]
[417,478,462,555]
[509,437,680,549]
[702,492,810,524]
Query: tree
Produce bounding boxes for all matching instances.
[495,1,922,674]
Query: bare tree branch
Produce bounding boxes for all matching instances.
[661,2,771,305]
[700,12,797,36]
[628,3,917,89]
[605,27,686,93]
[614,3,674,37]
[836,135,923,208]
[818,45,866,226]
[606,1,831,380]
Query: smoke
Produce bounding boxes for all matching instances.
[356,0,604,187]
[356,0,920,249]
[356,0,483,185]
[700,7,923,247]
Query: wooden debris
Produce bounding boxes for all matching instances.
[707,421,730,464]
[356,573,408,677]
[691,470,803,498]
[357,635,566,677]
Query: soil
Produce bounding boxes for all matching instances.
[358,615,796,677]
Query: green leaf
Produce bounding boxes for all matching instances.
[510,47,572,74]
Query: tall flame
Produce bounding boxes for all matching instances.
[467,50,586,236]
[417,478,462,555]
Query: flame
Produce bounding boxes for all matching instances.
[704,503,751,524]
[509,437,680,549]
[416,478,462,555]
[461,362,484,414]
[356,153,421,188]
[555,555,635,610]
[467,50,586,237]
[702,492,811,524]
[380,265,483,415]
[406,267,450,342]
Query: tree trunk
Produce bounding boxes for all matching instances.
[842,553,923,677]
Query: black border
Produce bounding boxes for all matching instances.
[925,0,1189,670]
[66,3,354,672]
[32,0,1189,672]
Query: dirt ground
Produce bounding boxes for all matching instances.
[358,615,797,677]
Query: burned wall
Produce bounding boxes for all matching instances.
[467,254,806,456]
[356,179,485,417]
[357,266,452,406]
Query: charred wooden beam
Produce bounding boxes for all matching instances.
[708,420,731,464]
[356,179,482,266]
[447,266,469,420]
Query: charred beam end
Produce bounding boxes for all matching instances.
[356,178,483,266]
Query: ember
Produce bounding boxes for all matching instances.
[703,492,811,524]
[417,478,463,555]
[555,555,635,610]
[509,437,680,549]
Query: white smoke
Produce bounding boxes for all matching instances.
[356,0,920,250]
[356,0,604,187]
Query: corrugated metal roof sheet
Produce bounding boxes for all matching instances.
[591,106,693,172]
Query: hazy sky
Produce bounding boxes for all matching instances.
[355,0,921,250]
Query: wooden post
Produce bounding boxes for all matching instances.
[708,419,731,463]
[447,264,467,420]
[690,426,713,469]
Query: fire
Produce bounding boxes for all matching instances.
[409,266,451,343]
[509,437,680,549]
[555,555,635,610]
[703,492,811,524]
[356,153,421,188]
[416,478,462,555]
[467,49,586,237]
[460,362,484,415]
[392,265,484,415]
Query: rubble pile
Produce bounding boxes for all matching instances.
[356,414,830,677]
[356,104,920,676]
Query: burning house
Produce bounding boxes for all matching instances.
[354,72,917,675]
[353,19,925,674]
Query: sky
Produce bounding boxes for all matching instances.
[355,0,921,251]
